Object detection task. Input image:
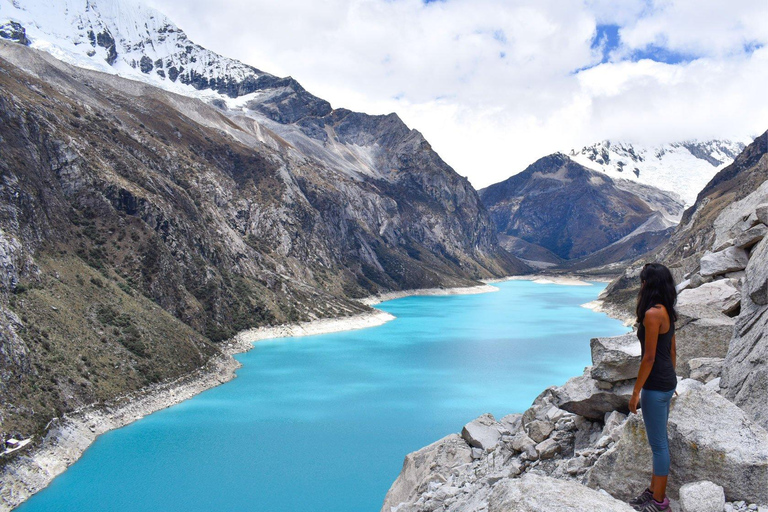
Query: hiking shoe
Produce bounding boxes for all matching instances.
[628,487,653,509]
[639,496,670,511]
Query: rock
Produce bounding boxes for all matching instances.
[688,357,724,383]
[603,411,628,438]
[590,333,641,383]
[500,413,523,434]
[704,376,721,392]
[720,291,768,431]
[553,372,635,420]
[461,413,502,451]
[535,438,561,459]
[734,224,768,249]
[565,455,590,475]
[679,481,725,512]
[526,419,554,443]
[487,473,635,512]
[676,278,691,293]
[689,272,713,288]
[677,279,741,316]
[746,238,768,305]
[585,386,768,504]
[700,247,750,277]
[545,406,569,423]
[675,313,733,377]
[756,203,768,225]
[471,447,484,459]
[381,434,473,511]
[510,431,537,454]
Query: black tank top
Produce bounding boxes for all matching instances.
[637,307,677,392]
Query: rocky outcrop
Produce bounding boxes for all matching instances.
[552,370,634,420]
[585,385,768,504]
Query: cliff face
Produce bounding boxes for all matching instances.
[0,40,525,442]
[479,154,683,266]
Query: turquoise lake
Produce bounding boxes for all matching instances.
[17,280,629,512]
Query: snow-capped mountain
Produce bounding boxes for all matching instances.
[0,0,331,120]
[568,139,751,206]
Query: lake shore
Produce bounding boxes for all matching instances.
[0,281,504,511]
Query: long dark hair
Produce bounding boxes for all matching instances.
[635,263,678,324]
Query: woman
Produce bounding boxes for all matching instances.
[627,263,678,512]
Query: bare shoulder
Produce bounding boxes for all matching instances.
[644,305,665,325]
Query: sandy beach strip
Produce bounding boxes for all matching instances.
[358,283,499,306]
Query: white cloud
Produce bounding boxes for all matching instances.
[145,0,768,188]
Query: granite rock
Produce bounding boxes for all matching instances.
[590,333,641,383]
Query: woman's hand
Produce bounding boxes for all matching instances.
[629,390,640,414]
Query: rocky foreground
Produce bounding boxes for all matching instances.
[382,172,768,510]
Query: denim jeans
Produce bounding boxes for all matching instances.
[640,387,675,476]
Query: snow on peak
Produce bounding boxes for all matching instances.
[568,139,751,206]
[0,0,269,97]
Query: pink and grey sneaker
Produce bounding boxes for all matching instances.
[640,495,670,511]
[628,487,653,509]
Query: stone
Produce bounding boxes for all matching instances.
[565,455,590,475]
[590,333,641,383]
[720,292,768,431]
[689,272,713,288]
[510,431,537,454]
[704,376,721,392]
[675,313,734,378]
[676,278,691,293]
[381,434,473,511]
[553,372,635,420]
[535,438,561,459]
[525,419,554,443]
[487,473,635,512]
[746,238,768,305]
[688,357,724,383]
[499,413,523,434]
[756,203,768,225]
[679,481,725,512]
[545,406,568,423]
[461,413,502,451]
[700,247,750,277]
[677,279,741,316]
[734,224,768,249]
[585,386,768,504]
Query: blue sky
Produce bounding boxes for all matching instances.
[145,0,768,186]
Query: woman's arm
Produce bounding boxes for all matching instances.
[629,308,663,413]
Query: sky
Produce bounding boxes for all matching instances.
[144,0,768,188]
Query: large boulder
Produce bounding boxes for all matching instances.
[590,333,641,383]
[745,237,768,305]
[676,279,741,316]
[687,357,723,383]
[381,434,472,511]
[487,473,635,512]
[461,413,503,451]
[734,223,767,249]
[552,371,634,420]
[674,309,734,378]
[720,293,768,431]
[585,385,768,504]
[700,247,749,277]
[756,203,768,225]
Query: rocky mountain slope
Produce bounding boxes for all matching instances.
[569,139,749,206]
[479,153,684,268]
[383,132,768,511]
[0,34,525,454]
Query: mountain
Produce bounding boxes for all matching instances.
[600,130,768,316]
[479,153,684,266]
[0,4,526,447]
[569,139,750,206]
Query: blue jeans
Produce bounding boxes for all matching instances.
[640,388,675,476]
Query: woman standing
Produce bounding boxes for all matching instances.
[628,263,678,512]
